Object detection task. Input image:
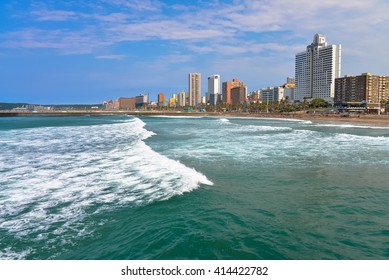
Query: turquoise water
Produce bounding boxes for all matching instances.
[1,115,389,259]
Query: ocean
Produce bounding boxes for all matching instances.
[0,115,389,260]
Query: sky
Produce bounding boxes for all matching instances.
[1,0,388,104]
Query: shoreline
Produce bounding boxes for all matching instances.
[1,110,389,125]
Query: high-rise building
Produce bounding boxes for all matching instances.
[135,94,148,107]
[158,93,165,106]
[295,34,341,101]
[222,78,246,104]
[287,77,295,84]
[177,91,186,107]
[207,75,220,103]
[188,73,201,106]
[335,73,389,108]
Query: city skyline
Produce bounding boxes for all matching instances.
[1,0,389,104]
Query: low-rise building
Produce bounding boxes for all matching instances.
[114,97,136,110]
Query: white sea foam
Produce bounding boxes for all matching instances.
[149,115,204,119]
[0,247,33,260]
[223,124,293,133]
[313,123,389,130]
[222,116,308,123]
[0,117,212,258]
[218,118,231,124]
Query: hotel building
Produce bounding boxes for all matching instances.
[295,34,341,101]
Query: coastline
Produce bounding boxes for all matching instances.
[1,110,389,125]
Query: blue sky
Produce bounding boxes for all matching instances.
[1,0,388,104]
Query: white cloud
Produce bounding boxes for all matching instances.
[31,10,78,21]
[95,54,127,60]
[2,0,389,77]
[103,0,164,12]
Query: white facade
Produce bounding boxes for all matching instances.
[260,86,284,103]
[274,87,284,102]
[260,87,275,103]
[188,73,201,106]
[177,91,186,107]
[295,34,341,101]
[283,87,295,103]
[135,94,148,104]
[207,74,220,103]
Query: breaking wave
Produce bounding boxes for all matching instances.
[0,117,212,259]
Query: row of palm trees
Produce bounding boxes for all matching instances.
[200,98,319,113]
[156,98,389,114]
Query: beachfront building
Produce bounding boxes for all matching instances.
[177,91,186,107]
[222,78,246,104]
[231,85,248,104]
[169,94,177,108]
[207,75,221,104]
[260,87,274,103]
[158,93,165,106]
[295,34,341,102]
[188,73,201,106]
[283,83,295,103]
[210,93,222,106]
[102,100,114,110]
[259,86,287,103]
[135,94,148,108]
[114,97,136,110]
[335,72,389,111]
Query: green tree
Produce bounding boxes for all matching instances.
[310,98,328,108]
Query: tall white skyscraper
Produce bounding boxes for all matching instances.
[207,74,220,103]
[188,73,201,106]
[295,34,341,101]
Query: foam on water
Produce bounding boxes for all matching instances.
[218,118,231,124]
[312,123,389,130]
[0,117,212,259]
[162,117,389,167]
[215,118,292,132]
[149,115,204,119]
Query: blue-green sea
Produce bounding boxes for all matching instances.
[1,115,389,260]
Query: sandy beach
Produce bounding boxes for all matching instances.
[1,110,389,125]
